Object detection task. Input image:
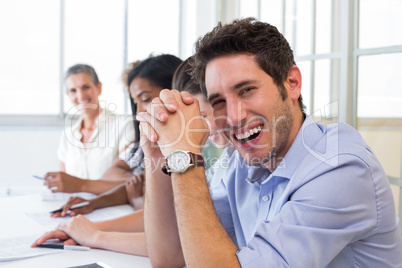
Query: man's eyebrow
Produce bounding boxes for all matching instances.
[232,80,257,90]
[208,93,220,102]
[207,80,257,102]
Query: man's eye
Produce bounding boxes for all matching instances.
[69,89,76,93]
[212,99,225,107]
[241,87,254,95]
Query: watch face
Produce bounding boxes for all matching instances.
[168,151,191,172]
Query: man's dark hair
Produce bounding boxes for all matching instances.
[191,17,305,112]
[172,56,202,96]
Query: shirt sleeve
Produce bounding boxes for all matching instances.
[236,154,379,268]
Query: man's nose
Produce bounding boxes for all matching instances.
[226,99,247,127]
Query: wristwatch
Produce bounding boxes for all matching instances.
[162,150,205,175]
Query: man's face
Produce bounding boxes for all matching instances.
[205,54,299,169]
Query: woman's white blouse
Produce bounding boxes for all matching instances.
[58,109,135,179]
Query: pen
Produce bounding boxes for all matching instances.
[37,244,90,251]
[33,175,45,180]
[50,201,90,214]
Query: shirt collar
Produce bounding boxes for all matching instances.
[236,114,325,186]
[233,152,270,187]
[271,114,325,180]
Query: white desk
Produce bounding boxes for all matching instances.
[0,192,151,268]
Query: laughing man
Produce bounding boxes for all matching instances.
[138,18,402,267]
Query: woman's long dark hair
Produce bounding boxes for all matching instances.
[127,54,182,157]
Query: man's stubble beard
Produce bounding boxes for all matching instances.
[241,102,294,167]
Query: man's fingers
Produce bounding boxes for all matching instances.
[159,89,178,112]
[139,121,159,143]
[180,91,195,105]
[146,98,169,122]
[136,112,150,123]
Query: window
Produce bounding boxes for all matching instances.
[64,0,126,115]
[357,0,402,119]
[354,0,402,224]
[237,0,341,120]
[127,0,180,62]
[357,53,402,119]
[0,0,180,124]
[0,0,60,115]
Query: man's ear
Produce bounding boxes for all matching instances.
[286,65,302,101]
[97,82,102,96]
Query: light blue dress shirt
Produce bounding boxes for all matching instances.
[211,115,402,267]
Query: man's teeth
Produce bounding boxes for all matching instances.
[235,126,262,141]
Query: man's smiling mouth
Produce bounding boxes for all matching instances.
[233,124,263,143]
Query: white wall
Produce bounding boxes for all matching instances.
[0,128,61,187]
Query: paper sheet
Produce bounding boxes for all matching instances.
[41,189,97,201]
[0,235,62,262]
[26,206,130,228]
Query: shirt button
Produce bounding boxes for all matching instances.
[262,195,270,202]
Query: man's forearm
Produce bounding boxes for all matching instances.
[144,166,185,267]
[172,167,240,268]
